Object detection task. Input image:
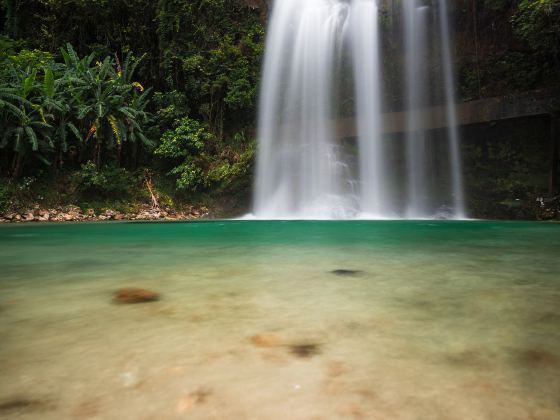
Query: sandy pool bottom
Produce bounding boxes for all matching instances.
[0,221,559,419]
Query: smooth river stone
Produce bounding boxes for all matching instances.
[113,288,159,304]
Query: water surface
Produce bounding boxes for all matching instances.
[1,221,559,419]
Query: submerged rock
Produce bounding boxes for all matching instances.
[516,348,560,368]
[330,269,363,277]
[0,398,54,413]
[113,288,159,304]
[289,343,322,358]
[176,388,211,414]
[250,334,283,347]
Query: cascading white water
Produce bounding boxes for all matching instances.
[404,1,431,218]
[438,0,467,218]
[253,0,466,220]
[349,0,389,218]
[254,0,351,219]
[403,0,467,218]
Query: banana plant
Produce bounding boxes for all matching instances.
[73,50,153,167]
[0,62,52,176]
[0,85,28,121]
[39,64,82,165]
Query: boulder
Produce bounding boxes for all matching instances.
[288,343,322,358]
[113,288,160,304]
[38,214,50,222]
[136,211,152,220]
[104,210,116,219]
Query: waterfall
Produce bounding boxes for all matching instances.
[403,0,467,218]
[253,0,466,220]
[254,0,351,219]
[349,0,389,218]
[404,1,431,218]
[438,0,467,218]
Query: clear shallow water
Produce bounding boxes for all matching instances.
[0,221,559,419]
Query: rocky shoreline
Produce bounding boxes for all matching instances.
[0,204,210,223]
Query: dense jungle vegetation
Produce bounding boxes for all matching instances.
[0,0,558,218]
[0,0,266,215]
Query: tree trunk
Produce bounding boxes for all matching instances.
[94,138,103,169]
[11,152,23,179]
[5,0,22,39]
[118,141,123,168]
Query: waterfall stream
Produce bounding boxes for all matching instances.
[253,0,466,220]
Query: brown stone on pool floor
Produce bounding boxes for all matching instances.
[516,348,560,368]
[330,269,363,277]
[250,333,283,347]
[0,397,54,413]
[289,343,322,358]
[175,388,211,414]
[113,288,159,304]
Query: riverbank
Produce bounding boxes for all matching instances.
[0,204,210,223]
[1,199,558,223]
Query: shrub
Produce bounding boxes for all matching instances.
[74,161,137,198]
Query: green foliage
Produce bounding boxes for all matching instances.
[206,141,255,191]
[74,161,138,198]
[152,89,189,132]
[0,175,38,212]
[155,117,210,158]
[0,43,154,176]
[513,0,560,60]
[0,36,18,55]
[1,0,262,208]
[457,0,560,100]
[157,0,264,135]
[459,51,544,100]
[0,182,11,213]
[155,117,212,191]
[0,54,53,168]
[155,116,255,194]
[463,118,549,219]
[169,162,205,192]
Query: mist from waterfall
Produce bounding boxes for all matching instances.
[253,0,466,220]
